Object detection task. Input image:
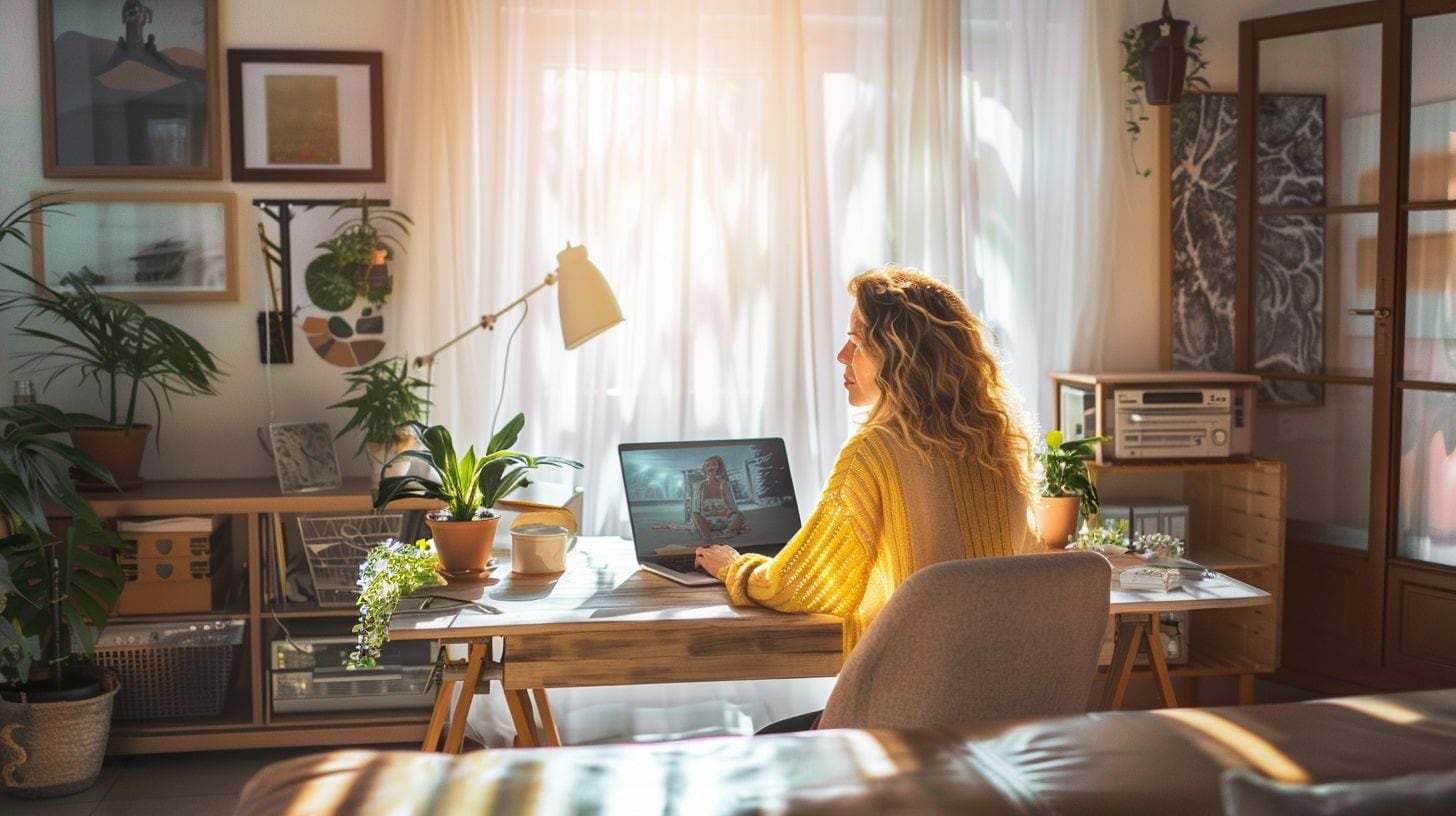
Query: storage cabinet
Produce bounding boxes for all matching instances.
[1088,459,1286,704]
[83,477,580,754]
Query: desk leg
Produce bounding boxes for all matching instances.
[531,688,561,747]
[1238,673,1255,706]
[1100,619,1144,711]
[422,678,455,752]
[505,689,540,747]
[444,643,489,754]
[1146,615,1179,708]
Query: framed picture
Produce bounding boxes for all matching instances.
[228,49,385,182]
[38,0,221,179]
[267,422,343,494]
[29,191,238,302]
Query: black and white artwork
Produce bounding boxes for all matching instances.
[268,422,342,494]
[1170,93,1326,404]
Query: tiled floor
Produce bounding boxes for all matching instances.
[0,746,326,816]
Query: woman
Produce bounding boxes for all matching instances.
[692,455,746,541]
[695,266,1035,661]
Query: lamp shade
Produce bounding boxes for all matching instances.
[555,244,624,349]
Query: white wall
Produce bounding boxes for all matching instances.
[0,0,408,480]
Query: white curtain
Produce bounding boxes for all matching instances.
[396,0,1123,743]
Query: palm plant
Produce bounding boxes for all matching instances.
[0,404,127,690]
[328,357,432,457]
[373,414,581,520]
[0,273,224,436]
[1038,430,1110,520]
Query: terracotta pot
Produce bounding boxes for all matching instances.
[426,512,500,573]
[68,425,151,491]
[1035,495,1082,550]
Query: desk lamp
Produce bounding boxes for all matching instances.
[414,244,625,370]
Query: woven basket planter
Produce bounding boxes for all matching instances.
[0,670,118,799]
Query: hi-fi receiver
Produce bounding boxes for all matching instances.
[1051,371,1259,462]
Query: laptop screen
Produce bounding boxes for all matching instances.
[618,438,802,561]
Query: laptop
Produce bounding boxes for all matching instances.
[618,437,803,586]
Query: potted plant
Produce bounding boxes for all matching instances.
[1120,1,1209,176]
[328,357,432,485]
[1035,430,1109,550]
[0,403,128,798]
[373,414,581,574]
[1,193,224,492]
[306,197,412,312]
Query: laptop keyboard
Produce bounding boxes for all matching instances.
[651,554,704,574]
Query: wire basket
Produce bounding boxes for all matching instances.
[94,619,245,720]
[298,514,404,607]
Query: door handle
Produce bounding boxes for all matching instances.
[1347,307,1392,319]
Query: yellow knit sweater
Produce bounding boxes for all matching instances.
[721,428,1028,654]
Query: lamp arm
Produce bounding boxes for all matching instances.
[413,273,557,369]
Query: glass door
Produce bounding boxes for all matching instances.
[1241,8,1389,683]
[1385,4,1456,682]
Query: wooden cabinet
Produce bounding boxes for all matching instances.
[83,478,580,754]
[1088,459,1286,702]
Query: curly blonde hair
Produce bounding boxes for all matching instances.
[850,266,1034,500]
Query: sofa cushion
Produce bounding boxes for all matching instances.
[1221,767,1456,816]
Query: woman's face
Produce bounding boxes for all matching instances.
[836,304,882,408]
[704,458,722,478]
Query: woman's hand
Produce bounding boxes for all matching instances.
[695,544,740,581]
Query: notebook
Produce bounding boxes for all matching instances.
[618,438,802,586]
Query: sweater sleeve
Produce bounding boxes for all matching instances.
[721,434,884,617]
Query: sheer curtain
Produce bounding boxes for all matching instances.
[395,0,1122,744]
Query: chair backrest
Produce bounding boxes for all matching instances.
[818,551,1111,731]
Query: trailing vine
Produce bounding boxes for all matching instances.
[348,538,442,670]
[1120,24,1209,177]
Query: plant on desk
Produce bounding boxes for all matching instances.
[329,357,432,486]
[0,403,128,798]
[0,195,225,490]
[348,538,441,670]
[1034,430,1109,550]
[373,414,582,574]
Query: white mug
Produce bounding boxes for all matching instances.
[511,522,570,575]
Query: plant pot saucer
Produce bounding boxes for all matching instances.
[437,559,498,582]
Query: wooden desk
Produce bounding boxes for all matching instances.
[395,541,1271,752]
[1099,552,1272,710]
[389,536,844,752]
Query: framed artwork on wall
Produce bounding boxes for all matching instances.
[38,0,221,179]
[29,190,238,302]
[227,49,385,182]
[267,422,343,494]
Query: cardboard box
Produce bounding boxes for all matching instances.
[116,554,213,615]
[118,517,217,559]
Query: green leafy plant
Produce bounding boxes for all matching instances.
[1037,430,1110,521]
[0,274,224,436]
[309,197,413,310]
[1068,520,1129,553]
[0,404,127,689]
[374,414,582,521]
[1120,24,1209,177]
[347,538,441,670]
[328,357,432,457]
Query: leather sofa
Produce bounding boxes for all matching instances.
[236,689,1456,815]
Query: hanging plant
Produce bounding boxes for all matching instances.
[1120,1,1209,177]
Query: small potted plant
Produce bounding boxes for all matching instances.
[1120,1,1209,176]
[328,357,431,485]
[373,413,581,574]
[1035,430,1109,550]
[306,197,413,312]
[0,403,128,798]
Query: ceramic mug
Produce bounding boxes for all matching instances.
[509,509,577,575]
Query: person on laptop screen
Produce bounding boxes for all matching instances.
[695,266,1036,661]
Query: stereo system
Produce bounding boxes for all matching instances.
[1053,371,1259,462]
